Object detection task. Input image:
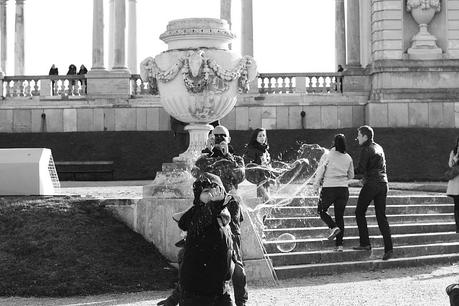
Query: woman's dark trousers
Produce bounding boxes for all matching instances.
[355,182,393,252]
[451,196,459,233]
[317,187,349,246]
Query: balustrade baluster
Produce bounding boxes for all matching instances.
[73,79,80,96]
[307,77,313,94]
[289,77,294,93]
[63,79,69,96]
[33,79,40,96]
[56,79,63,96]
[259,77,265,93]
[143,82,149,95]
[281,77,286,93]
[138,79,145,95]
[330,75,337,93]
[19,80,25,97]
[267,77,273,94]
[12,81,18,97]
[320,77,327,93]
[275,77,281,94]
[23,80,30,96]
[5,80,11,97]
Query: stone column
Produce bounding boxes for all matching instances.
[0,0,7,74]
[14,0,25,75]
[335,0,346,68]
[113,0,127,70]
[220,0,231,28]
[91,0,105,70]
[220,0,231,50]
[108,0,115,69]
[346,0,360,68]
[127,0,137,73]
[241,0,253,56]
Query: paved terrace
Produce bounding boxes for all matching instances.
[2,180,457,306]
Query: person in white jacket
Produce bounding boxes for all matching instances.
[446,137,459,233]
[313,134,354,251]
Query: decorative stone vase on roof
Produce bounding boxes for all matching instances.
[406,0,442,59]
[140,18,257,163]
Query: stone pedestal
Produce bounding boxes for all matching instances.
[40,79,52,97]
[173,124,212,163]
[86,70,131,98]
[407,24,442,59]
[342,68,370,97]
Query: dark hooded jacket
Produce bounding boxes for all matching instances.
[194,148,245,235]
[178,173,234,297]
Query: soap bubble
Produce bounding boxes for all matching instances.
[276,233,296,253]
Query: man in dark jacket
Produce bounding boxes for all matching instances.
[353,125,393,260]
[194,125,248,306]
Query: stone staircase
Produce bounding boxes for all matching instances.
[261,194,459,279]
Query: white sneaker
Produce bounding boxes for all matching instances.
[327,227,341,240]
[335,245,344,252]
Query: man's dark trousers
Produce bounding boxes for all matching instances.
[232,235,248,306]
[355,182,393,252]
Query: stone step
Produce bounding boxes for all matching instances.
[273,253,459,279]
[266,195,452,207]
[265,213,454,228]
[268,204,454,218]
[263,231,459,253]
[263,222,456,240]
[267,242,459,266]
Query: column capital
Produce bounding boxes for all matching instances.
[0,0,8,6]
[15,0,24,4]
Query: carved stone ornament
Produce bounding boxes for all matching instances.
[140,18,257,163]
[406,0,442,59]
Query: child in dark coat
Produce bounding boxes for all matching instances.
[178,173,235,306]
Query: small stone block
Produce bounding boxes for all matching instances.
[146,107,160,131]
[321,106,338,129]
[235,107,249,130]
[388,103,408,127]
[77,108,94,132]
[305,106,321,129]
[13,109,32,132]
[276,107,289,129]
[248,107,262,129]
[115,108,136,131]
[44,109,64,132]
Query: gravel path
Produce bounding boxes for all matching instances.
[2,263,457,306]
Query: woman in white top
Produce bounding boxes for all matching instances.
[313,134,355,251]
[446,137,459,233]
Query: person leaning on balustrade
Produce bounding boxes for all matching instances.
[77,65,88,94]
[48,64,59,95]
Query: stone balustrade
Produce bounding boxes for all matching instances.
[1,72,344,99]
[258,72,343,94]
[130,74,157,96]
[3,75,87,97]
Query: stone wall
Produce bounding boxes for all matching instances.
[0,128,455,181]
[0,94,367,133]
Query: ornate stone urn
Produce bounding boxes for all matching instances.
[407,0,442,59]
[141,18,257,163]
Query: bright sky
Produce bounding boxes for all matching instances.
[3,0,335,75]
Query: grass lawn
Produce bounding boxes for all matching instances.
[0,196,177,297]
